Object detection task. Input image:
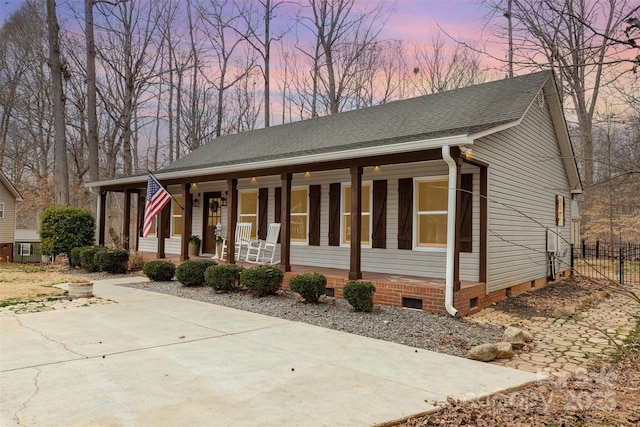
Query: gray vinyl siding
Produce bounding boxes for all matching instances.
[473,93,572,293]
[0,182,17,244]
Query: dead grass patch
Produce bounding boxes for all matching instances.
[0,263,88,305]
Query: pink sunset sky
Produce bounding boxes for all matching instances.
[0,0,506,63]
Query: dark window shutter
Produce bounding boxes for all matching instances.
[460,174,473,253]
[258,188,268,240]
[328,183,341,246]
[274,187,281,243]
[372,180,387,249]
[309,185,321,246]
[397,178,413,250]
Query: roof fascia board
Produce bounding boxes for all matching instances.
[88,134,471,188]
[467,119,522,141]
[0,171,23,201]
[543,78,583,193]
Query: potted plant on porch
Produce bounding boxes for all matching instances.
[188,235,201,257]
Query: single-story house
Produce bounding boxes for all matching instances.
[13,229,42,263]
[0,170,23,263]
[88,70,582,316]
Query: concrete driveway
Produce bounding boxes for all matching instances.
[1,277,536,426]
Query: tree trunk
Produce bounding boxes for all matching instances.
[264,0,271,127]
[85,0,99,187]
[46,0,69,204]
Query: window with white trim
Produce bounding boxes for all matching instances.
[171,195,183,237]
[290,187,308,244]
[20,243,32,256]
[341,182,372,246]
[415,177,448,249]
[239,190,258,239]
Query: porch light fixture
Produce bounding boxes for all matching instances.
[304,171,311,177]
[460,146,473,160]
[373,165,380,172]
[191,182,198,190]
[251,177,257,183]
[192,198,200,208]
[221,196,227,206]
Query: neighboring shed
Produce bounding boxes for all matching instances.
[13,229,42,263]
[0,170,23,263]
[87,71,582,316]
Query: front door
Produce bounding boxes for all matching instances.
[203,192,222,254]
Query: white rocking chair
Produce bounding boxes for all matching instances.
[245,223,280,264]
[219,222,253,260]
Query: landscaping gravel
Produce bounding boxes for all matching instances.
[120,279,504,358]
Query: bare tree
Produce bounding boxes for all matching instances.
[237,0,291,127]
[84,0,100,199]
[197,0,257,137]
[411,33,486,95]
[46,0,70,204]
[94,0,163,177]
[482,0,639,189]
[299,0,389,115]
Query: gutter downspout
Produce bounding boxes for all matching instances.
[442,145,458,317]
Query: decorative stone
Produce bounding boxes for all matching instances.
[503,326,533,347]
[495,342,514,359]
[68,282,94,299]
[553,306,576,318]
[467,343,498,362]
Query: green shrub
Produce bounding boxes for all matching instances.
[69,246,85,268]
[204,264,244,292]
[240,265,284,297]
[143,260,176,281]
[175,259,217,286]
[289,273,327,303]
[94,249,129,274]
[343,281,376,312]
[39,205,95,257]
[79,246,107,272]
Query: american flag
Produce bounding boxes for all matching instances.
[142,174,172,237]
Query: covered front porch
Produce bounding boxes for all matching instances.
[92,145,489,316]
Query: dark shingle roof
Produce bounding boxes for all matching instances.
[160,71,550,173]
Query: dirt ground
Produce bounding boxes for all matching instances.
[0,263,86,304]
[401,354,640,426]
[399,277,640,426]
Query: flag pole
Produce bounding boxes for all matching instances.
[148,170,184,211]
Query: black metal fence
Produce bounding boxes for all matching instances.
[572,241,640,285]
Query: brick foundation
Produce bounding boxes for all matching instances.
[284,269,571,317]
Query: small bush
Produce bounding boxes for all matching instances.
[69,247,85,268]
[343,281,376,312]
[143,260,176,281]
[205,264,244,292]
[176,259,217,286]
[79,246,107,272]
[240,265,284,297]
[289,273,327,303]
[94,249,130,274]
